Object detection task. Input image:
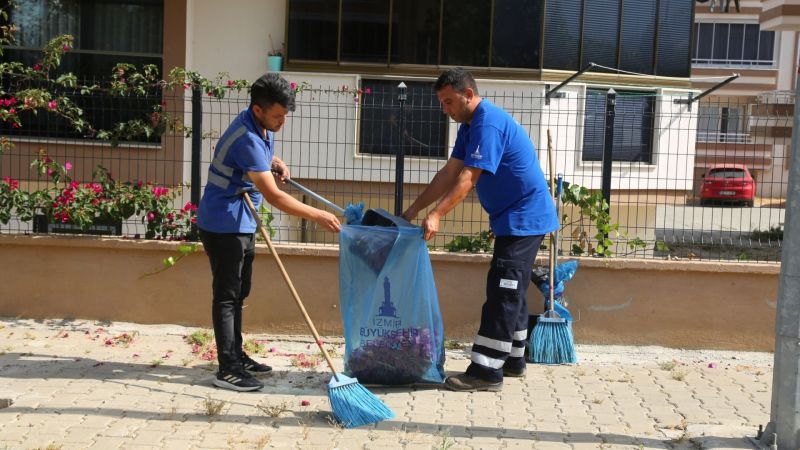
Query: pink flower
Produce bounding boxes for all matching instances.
[65,162,72,171]
[166,213,174,221]
[300,400,310,406]
[365,88,371,94]
[47,168,54,176]
[11,123,19,129]
[290,82,297,90]
[62,43,70,52]
[33,64,41,71]
[147,212,155,221]
[269,347,277,353]
[47,100,57,110]
[708,363,717,369]
[183,83,190,90]
[226,80,234,87]
[8,108,15,114]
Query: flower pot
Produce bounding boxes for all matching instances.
[33,214,122,236]
[267,55,283,72]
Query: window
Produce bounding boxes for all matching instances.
[655,0,692,77]
[542,0,582,70]
[440,0,491,67]
[341,0,389,63]
[491,0,541,69]
[390,0,439,65]
[582,89,655,163]
[620,0,656,75]
[2,0,163,79]
[289,0,544,70]
[692,23,775,67]
[697,105,746,143]
[542,0,691,77]
[1,0,164,141]
[581,0,620,72]
[359,79,447,158]
[287,0,338,61]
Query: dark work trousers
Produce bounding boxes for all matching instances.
[199,229,256,372]
[466,234,544,382]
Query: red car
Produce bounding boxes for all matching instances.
[700,164,756,207]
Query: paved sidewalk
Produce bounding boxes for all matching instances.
[0,318,772,450]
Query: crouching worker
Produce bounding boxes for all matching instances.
[197,73,341,392]
[402,68,558,392]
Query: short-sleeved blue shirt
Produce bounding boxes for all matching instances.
[451,100,558,237]
[196,108,273,233]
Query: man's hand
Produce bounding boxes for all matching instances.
[314,210,341,232]
[271,156,290,183]
[421,211,441,241]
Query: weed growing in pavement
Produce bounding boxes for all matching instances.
[444,339,464,350]
[149,358,164,368]
[435,428,455,450]
[592,398,604,404]
[659,360,677,371]
[32,444,63,450]
[185,329,213,346]
[291,353,321,369]
[257,400,290,418]
[244,338,266,355]
[180,358,192,367]
[671,370,688,381]
[200,395,227,417]
[325,414,344,431]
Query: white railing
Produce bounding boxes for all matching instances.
[696,131,752,143]
[692,58,776,68]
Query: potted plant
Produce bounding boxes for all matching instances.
[267,34,285,72]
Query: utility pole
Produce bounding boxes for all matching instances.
[759,66,800,450]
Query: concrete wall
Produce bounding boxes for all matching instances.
[0,235,779,351]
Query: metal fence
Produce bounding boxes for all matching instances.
[0,80,791,262]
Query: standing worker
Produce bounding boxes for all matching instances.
[197,73,341,392]
[402,68,558,392]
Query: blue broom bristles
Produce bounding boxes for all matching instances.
[327,373,395,428]
[529,315,577,365]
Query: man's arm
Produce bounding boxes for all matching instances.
[248,170,340,232]
[421,166,482,241]
[422,167,483,241]
[402,158,464,220]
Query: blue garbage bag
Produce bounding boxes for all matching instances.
[339,217,445,385]
[533,260,578,321]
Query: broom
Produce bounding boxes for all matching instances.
[243,192,394,428]
[530,134,576,364]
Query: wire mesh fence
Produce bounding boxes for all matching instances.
[0,79,791,262]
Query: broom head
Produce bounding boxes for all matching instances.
[327,373,395,428]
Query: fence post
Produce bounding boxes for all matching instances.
[190,87,202,241]
[601,88,616,235]
[394,82,407,217]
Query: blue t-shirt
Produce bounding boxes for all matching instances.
[451,100,558,236]
[196,108,273,233]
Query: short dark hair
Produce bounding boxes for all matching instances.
[434,67,479,95]
[250,73,296,112]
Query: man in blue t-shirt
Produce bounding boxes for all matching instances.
[197,73,341,392]
[403,68,558,392]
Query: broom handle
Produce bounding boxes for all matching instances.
[243,192,340,378]
[284,177,346,215]
[546,130,556,315]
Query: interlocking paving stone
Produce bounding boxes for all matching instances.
[0,318,772,449]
